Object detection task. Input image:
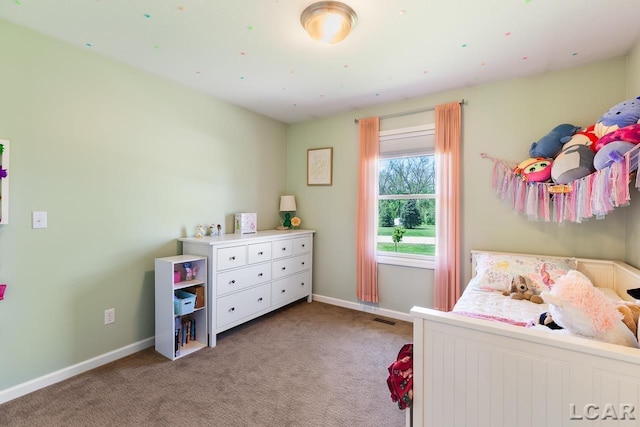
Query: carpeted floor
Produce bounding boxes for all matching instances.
[0,300,413,427]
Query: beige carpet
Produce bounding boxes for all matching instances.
[0,300,413,427]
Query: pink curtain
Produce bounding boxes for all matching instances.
[434,102,462,311]
[356,117,380,303]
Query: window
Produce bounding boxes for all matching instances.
[377,125,436,269]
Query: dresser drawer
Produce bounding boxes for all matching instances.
[272,271,311,305]
[216,263,272,296]
[293,236,312,254]
[216,246,246,271]
[248,242,271,264]
[216,283,271,329]
[272,239,293,259]
[272,253,311,280]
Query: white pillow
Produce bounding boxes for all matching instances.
[469,252,577,292]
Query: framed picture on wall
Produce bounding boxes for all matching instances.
[307,147,333,186]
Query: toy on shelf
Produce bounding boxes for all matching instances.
[183,262,193,281]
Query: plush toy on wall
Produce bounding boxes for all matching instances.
[594,123,640,152]
[562,124,599,152]
[594,96,640,138]
[550,144,596,184]
[514,157,553,182]
[593,123,640,170]
[528,123,581,158]
[502,275,543,303]
[593,141,637,170]
[540,270,640,348]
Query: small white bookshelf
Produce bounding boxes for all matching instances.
[154,254,208,360]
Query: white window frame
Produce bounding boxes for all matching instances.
[376,124,436,270]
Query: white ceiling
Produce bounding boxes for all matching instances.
[2,0,640,124]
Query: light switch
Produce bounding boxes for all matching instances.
[32,211,47,229]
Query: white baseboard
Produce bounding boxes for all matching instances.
[1,297,409,405]
[311,294,413,323]
[0,337,154,405]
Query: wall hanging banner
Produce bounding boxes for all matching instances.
[481,145,639,224]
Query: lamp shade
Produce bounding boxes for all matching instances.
[300,1,357,45]
[279,195,297,212]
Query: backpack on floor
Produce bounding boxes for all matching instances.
[386,343,413,410]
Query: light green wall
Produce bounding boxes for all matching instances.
[625,40,640,266]
[2,15,639,396]
[0,20,286,390]
[287,57,631,314]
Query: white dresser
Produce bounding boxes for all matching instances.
[180,229,314,347]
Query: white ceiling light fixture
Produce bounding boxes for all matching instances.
[300,1,357,45]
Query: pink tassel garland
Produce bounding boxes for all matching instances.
[483,152,639,224]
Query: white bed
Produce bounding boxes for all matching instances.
[408,250,640,427]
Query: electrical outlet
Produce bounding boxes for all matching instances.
[104,308,115,325]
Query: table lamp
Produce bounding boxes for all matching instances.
[279,195,297,229]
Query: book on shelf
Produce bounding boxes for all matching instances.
[174,317,181,357]
[177,318,197,348]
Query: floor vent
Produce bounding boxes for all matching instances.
[373,317,396,325]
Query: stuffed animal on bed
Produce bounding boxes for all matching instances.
[536,311,563,329]
[528,124,581,158]
[617,302,640,342]
[540,270,640,348]
[595,97,640,138]
[502,275,543,303]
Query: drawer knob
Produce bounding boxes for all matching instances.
[258,297,263,302]
[258,251,263,255]
[282,247,287,251]
[258,273,263,277]
[229,307,235,312]
[281,289,286,293]
[281,267,286,271]
[302,244,305,248]
[230,256,236,261]
[301,262,305,265]
[300,282,305,286]
[229,280,236,285]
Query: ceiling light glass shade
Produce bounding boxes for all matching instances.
[279,195,297,212]
[301,1,357,45]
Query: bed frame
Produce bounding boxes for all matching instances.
[408,250,640,427]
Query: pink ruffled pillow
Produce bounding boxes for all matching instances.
[540,270,639,348]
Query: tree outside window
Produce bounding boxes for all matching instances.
[377,155,436,258]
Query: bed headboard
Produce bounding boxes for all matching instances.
[470,250,640,303]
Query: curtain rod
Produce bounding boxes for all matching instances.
[354,99,465,124]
